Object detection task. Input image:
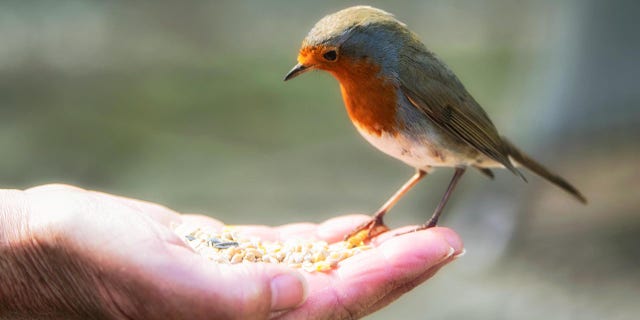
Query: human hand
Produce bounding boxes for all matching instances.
[0,184,463,319]
[187,214,464,320]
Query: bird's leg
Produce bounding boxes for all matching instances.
[399,167,466,235]
[344,169,427,241]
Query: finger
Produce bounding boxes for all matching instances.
[157,245,308,318]
[274,223,318,240]
[225,214,373,242]
[173,214,227,246]
[366,260,449,315]
[374,226,465,256]
[235,216,365,242]
[229,225,280,241]
[219,223,322,242]
[283,228,462,319]
[335,227,457,292]
[179,214,225,230]
[178,214,373,243]
[315,214,371,242]
[25,183,86,193]
[174,221,283,242]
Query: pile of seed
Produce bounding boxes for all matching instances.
[174,224,371,272]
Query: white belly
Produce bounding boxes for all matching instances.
[355,125,464,169]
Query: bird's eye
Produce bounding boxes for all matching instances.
[323,50,337,61]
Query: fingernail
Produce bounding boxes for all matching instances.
[453,248,467,259]
[446,246,455,258]
[440,230,464,254]
[270,273,308,311]
[428,246,457,267]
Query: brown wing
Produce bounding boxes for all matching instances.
[398,44,524,179]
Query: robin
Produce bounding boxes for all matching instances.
[284,6,587,239]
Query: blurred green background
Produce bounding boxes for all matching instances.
[1,0,638,319]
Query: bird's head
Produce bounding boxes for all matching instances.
[284,6,412,82]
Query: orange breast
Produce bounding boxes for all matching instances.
[330,58,399,136]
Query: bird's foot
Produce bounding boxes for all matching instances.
[343,214,389,243]
[395,219,438,237]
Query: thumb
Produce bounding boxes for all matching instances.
[157,246,308,319]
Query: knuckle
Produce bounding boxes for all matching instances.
[25,183,86,193]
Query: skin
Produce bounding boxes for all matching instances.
[0,184,463,319]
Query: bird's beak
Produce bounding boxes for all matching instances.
[284,63,311,81]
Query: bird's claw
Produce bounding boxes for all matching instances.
[344,215,390,242]
[394,222,437,237]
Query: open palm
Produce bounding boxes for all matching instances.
[5,185,463,320]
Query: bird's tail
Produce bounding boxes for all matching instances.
[502,137,587,204]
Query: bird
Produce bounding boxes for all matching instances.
[284,6,587,239]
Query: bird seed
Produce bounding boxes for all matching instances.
[173,224,371,272]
